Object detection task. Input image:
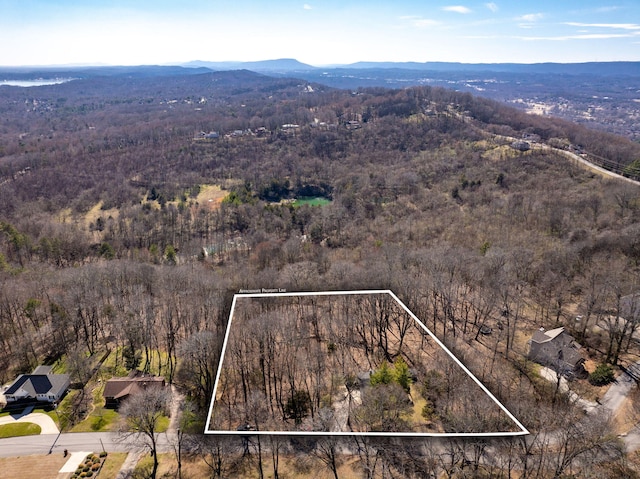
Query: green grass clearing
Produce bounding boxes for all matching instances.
[156,415,170,433]
[292,196,332,207]
[0,422,41,438]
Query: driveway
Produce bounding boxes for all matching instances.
[0,410,59,434]
[600,362,639,414]
[538,367,598,413]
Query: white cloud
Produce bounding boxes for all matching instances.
[414,18,440,28]
[517,13,544,22]
[595,6,621,13]
[485,3,498,13]
[399,15,440,28]
[564,22,640,31]
[520,33,637,41]
[303,4,312,10]
[442,5,472,14]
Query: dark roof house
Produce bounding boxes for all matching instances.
[4,365,70,404]
[528,327,587,379]
[103,370,166,407]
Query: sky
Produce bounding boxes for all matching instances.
[1,0,639,67]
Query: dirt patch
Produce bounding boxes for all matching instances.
[0,455,68,479]
[154,452,365,479]
[195,184,227,210]
[84,201,119,228]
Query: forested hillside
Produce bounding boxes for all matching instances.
[2,69,640,477]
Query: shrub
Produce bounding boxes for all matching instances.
[421,401,436,420]
[99,451,108,458]
[284,390,311,424]
[92,464,100,471]
[589,363,615,386]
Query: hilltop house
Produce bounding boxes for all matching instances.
[103,370,166,408]
[4,365,70,404]
[528,327,587,379]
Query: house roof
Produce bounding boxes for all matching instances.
[561,343,584,367]
[529,327,585,368]
[531,327,565,344]
[103,373,165,400]
[32,365,53,375]
[5,368,69,397]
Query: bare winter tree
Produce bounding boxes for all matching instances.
[118,386,171,479]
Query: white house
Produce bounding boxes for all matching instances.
[4,365,70,404]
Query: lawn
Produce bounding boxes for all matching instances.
[292,196,332,207]
[57,348,172,433]
[0,422,41,438]
[0,455,68,479]
[69,381,119,432]
[95,452,127,479]
[0,407,57,422]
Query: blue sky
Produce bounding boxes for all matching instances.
[1,0,639,66]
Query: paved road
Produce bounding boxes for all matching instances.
[600,362,640,416]
[0,431,177,458]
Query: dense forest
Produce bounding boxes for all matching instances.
[2,68,640,477]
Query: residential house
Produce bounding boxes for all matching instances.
[528,327,587,378]
[103,370,166,408]
[4,365,70,404]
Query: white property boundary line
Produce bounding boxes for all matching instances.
[205,289,529,437]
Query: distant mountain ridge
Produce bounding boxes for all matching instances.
[182,59,640,76]
[3,59,640,78]
[339,61,640,76]
[184,58,316,72]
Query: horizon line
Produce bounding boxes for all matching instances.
[1,58,640,70]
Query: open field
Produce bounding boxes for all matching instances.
[195,184,228,209]
[292,196,332,207]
